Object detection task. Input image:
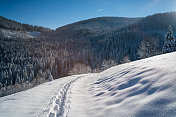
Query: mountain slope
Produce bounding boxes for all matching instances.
[50,12,176,68]
[0,52,176,117]
[55,17,141,36]
[0,16,52,39]
[0,16,52,33]
[1,12,176,98]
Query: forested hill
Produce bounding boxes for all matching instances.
[0,16,52,34]
[50,12,176,65]
[1,12,176,97]
[55,17,141,36]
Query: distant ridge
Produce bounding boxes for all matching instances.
[0,16,52,33]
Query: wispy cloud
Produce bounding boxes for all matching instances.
[97,9,104,12]
[145,0,162,9]
[151,0,161,5]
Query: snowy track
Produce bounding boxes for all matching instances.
[0,74,90,117]
[39,76,83,117]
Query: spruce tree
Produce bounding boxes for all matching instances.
[162,25,176,53]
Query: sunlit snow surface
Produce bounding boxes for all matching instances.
[0,52,176,117]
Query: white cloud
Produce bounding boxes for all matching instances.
[97,9,104,12]
[151,0,161,5]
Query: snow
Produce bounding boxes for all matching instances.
[1,52,176,117]
[0,74,89,117]
[0,29,35,39]
[29,32,41,36]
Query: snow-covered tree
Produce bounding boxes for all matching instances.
[162,25,176,53]
[138,37,160,59]
[101,59,117,71]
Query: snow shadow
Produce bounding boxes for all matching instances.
[118,77,142,90]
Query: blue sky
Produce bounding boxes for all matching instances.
[0,0,176,29]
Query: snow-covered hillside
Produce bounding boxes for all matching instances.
[0,52,176,117]
[0,28,34,39]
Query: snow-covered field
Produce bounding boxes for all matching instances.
[0,52,176,117]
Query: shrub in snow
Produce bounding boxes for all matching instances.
[120,55,131,64]
[68,62,91,75]
[46,70,53,81]
[162,25,176,53]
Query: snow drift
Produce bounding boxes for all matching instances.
[0,52,176,117]
[68,52,176,117]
